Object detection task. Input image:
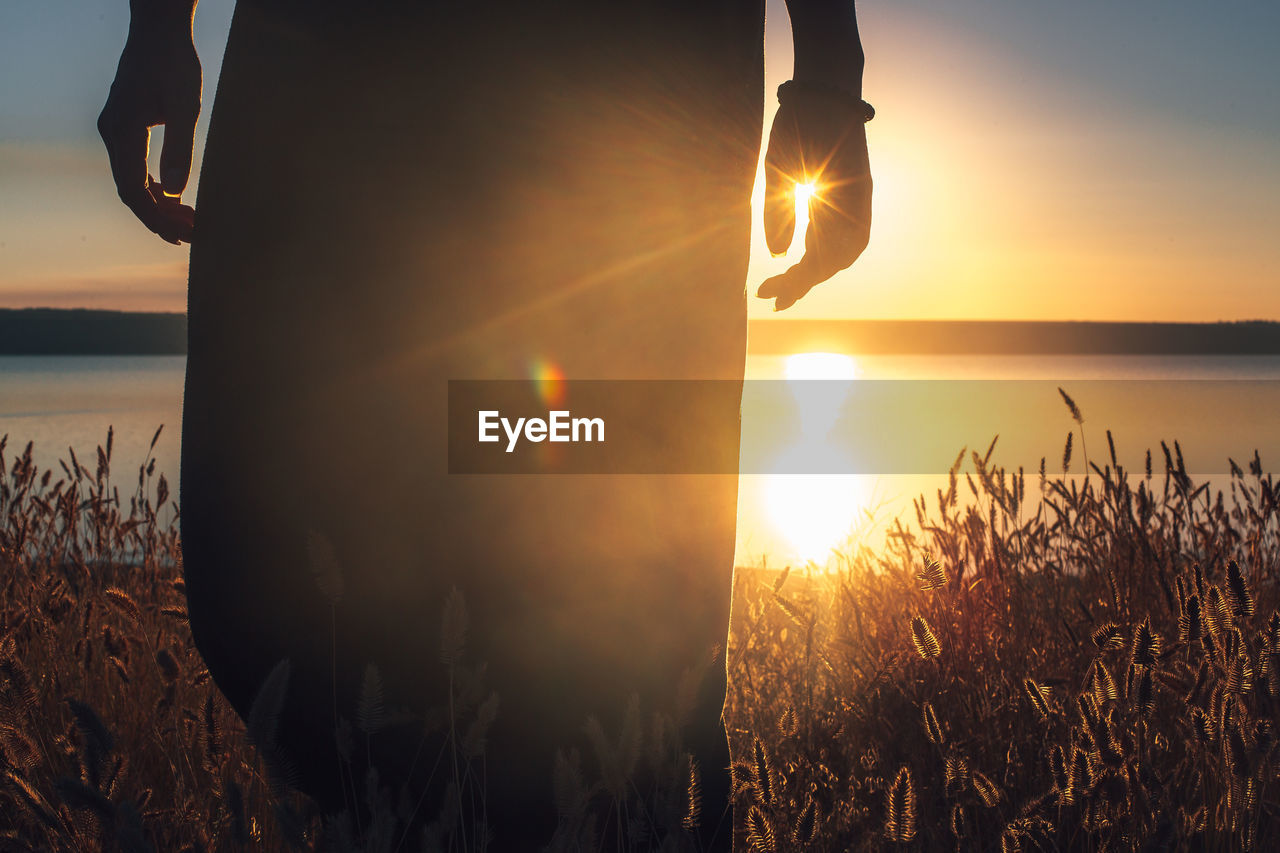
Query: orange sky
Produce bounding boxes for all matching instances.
[749,4,1280,322]
[1,0,1277,321]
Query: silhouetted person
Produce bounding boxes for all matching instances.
[100,0,871,848]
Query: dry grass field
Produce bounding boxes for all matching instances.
[4,403,1280,850]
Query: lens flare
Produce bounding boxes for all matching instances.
[793,183,817,244]
[529,359,566,408]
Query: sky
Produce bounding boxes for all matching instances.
[1,0,1277,321]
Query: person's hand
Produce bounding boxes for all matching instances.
[98,13,201,245]
[758,88,872,311]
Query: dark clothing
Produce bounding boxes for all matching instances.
[182,2,763,847]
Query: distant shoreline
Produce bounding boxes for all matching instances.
[747,319,1280,355]
[0,308,186,355]
[5,308,1280,355]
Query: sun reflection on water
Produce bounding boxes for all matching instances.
[763,353,868,564]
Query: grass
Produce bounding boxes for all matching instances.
[4,402,1280,850]
[0,428,302,852]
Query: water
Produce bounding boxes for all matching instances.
[0,355,184,488]
[738,353,1280,565]
[5,353,1280,567]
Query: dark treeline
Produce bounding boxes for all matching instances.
[4,310,1280,356]
[0,309,186,354]
[748,319,1280,355]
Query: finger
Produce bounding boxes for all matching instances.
[804,176,871,275]
[762,160,796,256]
[103,124,188,244]
[99,107,154,217]
[762,110,799,256]
[104,155,190,246]
[149,177,196,243]
[756,253,830,312]
[160,105,199,196]
[99,87,195,244]
[757,194,845,311]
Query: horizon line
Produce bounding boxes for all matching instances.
[5,307,1280,325]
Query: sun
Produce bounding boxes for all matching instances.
[792,183,817,241]
[783,351,854,382]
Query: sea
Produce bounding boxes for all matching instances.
[4,353,1280,567]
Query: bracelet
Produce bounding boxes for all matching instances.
[777,80,875,123]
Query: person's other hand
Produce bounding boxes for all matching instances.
[758,90,872,311]
[98,15,201,245]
